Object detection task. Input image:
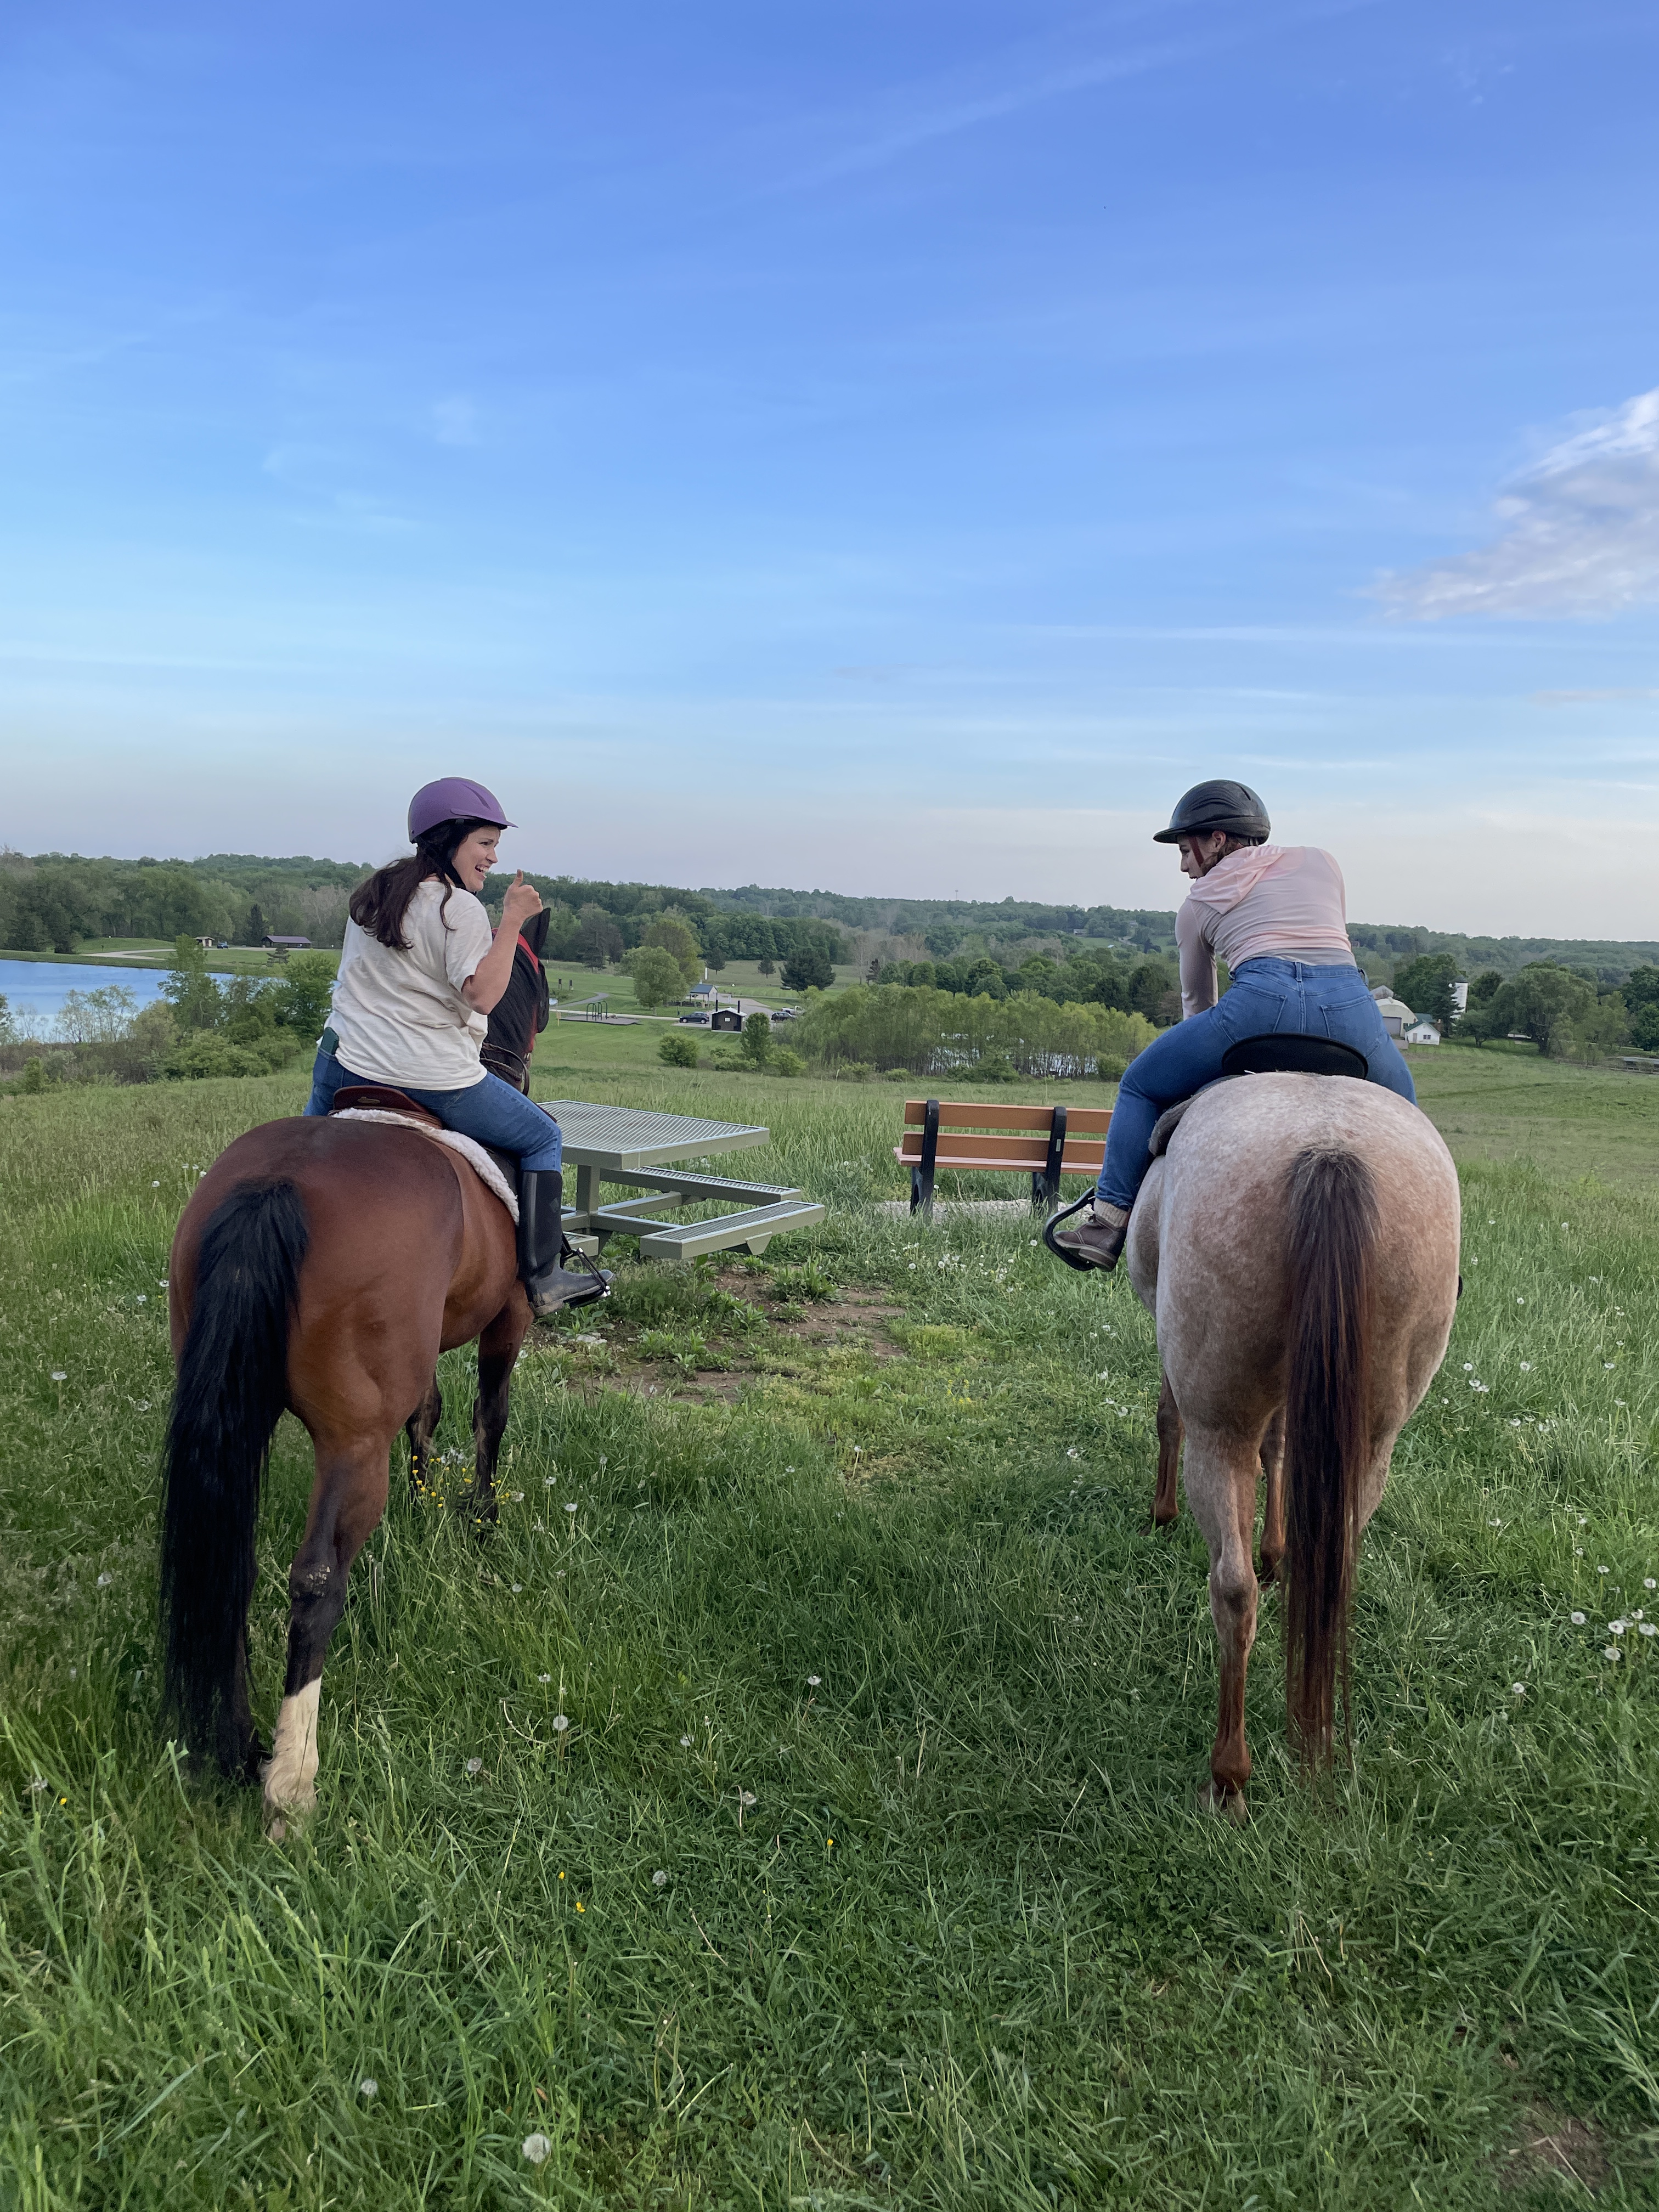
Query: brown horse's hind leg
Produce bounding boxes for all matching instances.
[1152,1370,1184,1529]
[1181,1431,1261,1815]
[263,1438,392,1833]
[469,1297,531,1529]
[406,1374,442,1502]
[1257,1409,1286,1585]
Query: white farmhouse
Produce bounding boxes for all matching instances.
[1403,1018,1442,1045]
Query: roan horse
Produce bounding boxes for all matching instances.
[1126,1073,1460,1809]
[161,1108,532,1835]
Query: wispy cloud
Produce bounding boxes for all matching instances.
[1375,387,1659,620]
[1532,687,1659,705]
[431,395,479,447]
[783,0,1376,189]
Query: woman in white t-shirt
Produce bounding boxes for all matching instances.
[304,777,602,1314]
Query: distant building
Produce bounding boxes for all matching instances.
[1403,1019,1442,1046]
[263,934,312,950]
[1451,979,1469,1014]
[1372,994,1414,1039]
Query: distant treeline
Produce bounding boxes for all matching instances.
[5,851,1656,985]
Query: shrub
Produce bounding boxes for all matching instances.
[162,1034,273,1080]
[769,1048,803,1078]
[740,1012,772,1066]
[837,1062,873,1082]
[658,1031,699,1069]
[19,1057,47,1094]
[882,1066,911,1081]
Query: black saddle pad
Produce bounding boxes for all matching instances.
[1219,1031,1368,1080]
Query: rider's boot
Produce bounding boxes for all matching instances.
[1047,1197,1131,1270]
[517,1169,612,1315]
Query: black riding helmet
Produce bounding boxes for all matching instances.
[1152,779,1271,845]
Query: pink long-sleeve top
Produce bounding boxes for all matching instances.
[1176,844,1356,1020]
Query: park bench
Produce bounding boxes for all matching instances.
[896,1097,1113,1218]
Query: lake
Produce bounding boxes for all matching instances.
[0,957,172,1031]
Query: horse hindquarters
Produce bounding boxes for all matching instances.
[161,1180,309,1778]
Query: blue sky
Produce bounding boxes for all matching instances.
[3,1,1657,933]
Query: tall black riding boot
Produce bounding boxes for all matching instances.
[518,1169,612,1316]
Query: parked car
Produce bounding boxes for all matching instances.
[771,1007,800,1022]
[678,1012,712,1026]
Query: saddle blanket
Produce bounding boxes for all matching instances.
[331,1108,519,1224]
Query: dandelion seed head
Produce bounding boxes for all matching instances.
[1571,1610,1586,1624]
[1510,1683,1526,1697]
[679,1734,692,1747]
[807,1674,821,1688]
[538,1673,551,1683]
[358,2077,378,2100]
[465,1757,483,1775]
[1604,1647,1622,1662]
[1641,1624,1657,1639]
[522,2133,552,2165]
[97,1572,112,1587]
[738,1789,757,1807]
[652,1869,668,1886]
[50,1370,67,1383]
[552,1713,570,1733]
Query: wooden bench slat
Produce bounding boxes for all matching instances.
[902,1098,1113,1133]
[895,1144,1104,1172]
[895,1131,1106,1166]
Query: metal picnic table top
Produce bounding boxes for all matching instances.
[546,1101,771,1172]
[545,1101,823,1261]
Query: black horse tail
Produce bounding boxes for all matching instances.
[160,1179,308,1770]
[1282,1147,1378,1765]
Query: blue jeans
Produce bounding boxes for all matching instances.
[1097,960,1416,1210]
[303,1049,563,1173]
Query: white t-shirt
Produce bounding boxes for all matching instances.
[328,880,493,1090]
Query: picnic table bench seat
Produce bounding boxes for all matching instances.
[896,1097,1112,1217]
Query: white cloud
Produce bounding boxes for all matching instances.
[1375,387,1659,620]
[431,396,479,447]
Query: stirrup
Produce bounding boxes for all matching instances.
[1042,1189,1103,1272]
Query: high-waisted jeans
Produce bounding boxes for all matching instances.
[1096,959,1416,1211]
[302,1048,563,1172]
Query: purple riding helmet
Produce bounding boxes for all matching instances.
[407,777,515,843]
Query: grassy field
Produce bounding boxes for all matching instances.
[1,1049,1656,2207]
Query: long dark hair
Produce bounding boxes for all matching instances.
[349,817,489,951]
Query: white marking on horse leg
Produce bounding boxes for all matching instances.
[262,1678,321,1821]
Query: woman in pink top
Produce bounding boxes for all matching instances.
[1050,780,1416,1270]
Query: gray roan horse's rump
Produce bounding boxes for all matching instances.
[1126,1074,1460,1813]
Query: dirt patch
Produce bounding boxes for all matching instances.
[1498,2104,1611,2194]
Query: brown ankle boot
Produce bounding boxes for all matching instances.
[1047,1199,1130,1270]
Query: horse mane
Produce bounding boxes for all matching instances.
[1282,1144,1378,1764]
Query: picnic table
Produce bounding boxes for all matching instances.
[550,1101,823,1261]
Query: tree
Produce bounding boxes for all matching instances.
[1622,966,1659,1049]
[760,956,776,977]
[1128,960,1181,1026]
[246,901,266,946]
[640,914,702,986]
[740,1011,772,1066]
[1490,963,1595,1058]
[1468,970,1504,1006]
[273,951,338,1039]
[964,957,1007,1000]
[577,905,623,967]
[782,942,835,992]
[626,946,684,1009]
[161,938,225,1032]
[1393,952,1459,1032]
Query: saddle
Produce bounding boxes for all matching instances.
[328,1084,520,1194]
[1147,1034,1368,1159]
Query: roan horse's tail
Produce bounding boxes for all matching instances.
[160,1180,309,1771]
[1282,1146,1379,1762]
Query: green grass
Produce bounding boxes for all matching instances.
[2,1063,1657,2206]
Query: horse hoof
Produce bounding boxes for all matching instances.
[1198,1781,1249,1825]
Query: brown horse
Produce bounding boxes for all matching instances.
[1125,1074,1459,1812]
[161,1111,528,1832]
